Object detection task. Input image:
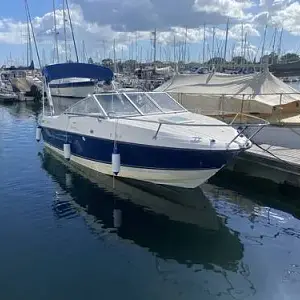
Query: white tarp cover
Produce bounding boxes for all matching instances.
[155,70,300,114]
[154,66,174,75]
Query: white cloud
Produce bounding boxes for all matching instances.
[271,2,300,35]
[1,0,300,63]
[72,0,249,31]
[193,0,253,20]
[0,18,27,44]
[233,41,258,59]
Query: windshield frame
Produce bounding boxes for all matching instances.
[145,92,187,113]
[64,92,187,119]
[64,95,107,117]
[94,92,143,118]
[123,92,164,116]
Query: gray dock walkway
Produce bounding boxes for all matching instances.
[228,144,300,188]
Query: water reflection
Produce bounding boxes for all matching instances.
[3,101,300,299]
[0,101,41,121]
[39,148,244,271]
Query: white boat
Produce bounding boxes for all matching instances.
[37,64,264,188]
[43,63,114,99]
[49,77,97,98]
[0,89,17,101]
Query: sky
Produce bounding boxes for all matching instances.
[1,0,300,66]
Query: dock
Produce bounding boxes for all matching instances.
[227,144,300,188]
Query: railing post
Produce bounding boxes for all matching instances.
[279,93,282,121]
[240,94,245,123]
[222,94,225,121]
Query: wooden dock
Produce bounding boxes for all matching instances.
[227,144,300,188]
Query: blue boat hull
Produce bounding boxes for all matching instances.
[41,127,241,171]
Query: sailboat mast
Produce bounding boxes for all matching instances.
[184,26,188,63]
[212,26,215,60]
[65,0,79,63]
[203,23,206,64]
[52,0,59,63]
[152,28,157,63]
[277,27,283,57]
[113,39,116,73]
[223,18,229,62]
[173,35,176,63]
[261,24,268,65]
[63,0,68,62]
[24,0,33,66]
[24,0,41,68]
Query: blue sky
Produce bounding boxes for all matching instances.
[2,0,52,21]
[1,0,300,66]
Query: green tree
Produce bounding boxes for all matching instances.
[280,53,300,63]
[102,58,113,68]
[260,52,279,64]
[207,57,226,65]
[231,56,248,65]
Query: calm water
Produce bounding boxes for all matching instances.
[1,102,300,300]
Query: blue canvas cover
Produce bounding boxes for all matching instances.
[42,63,114,83]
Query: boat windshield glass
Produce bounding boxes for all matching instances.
[125,93,162,114]
[95,93,141,117]
[146,92,185,112]
[66,96,104,116]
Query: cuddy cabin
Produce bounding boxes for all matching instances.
[39,89,256,189]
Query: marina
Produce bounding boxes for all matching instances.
[1,101,300,299]
[2,0,300,299]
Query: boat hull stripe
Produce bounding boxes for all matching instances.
[41,127,241,170]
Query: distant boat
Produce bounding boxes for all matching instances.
[0,89,17,101]
[49,77,97,98]
[45,63,110,98]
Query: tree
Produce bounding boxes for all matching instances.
[260,52,279,64]
[123,60,138,72]
[101,58,113,68]
[280,53,300,63]
[231,56,248,65]
[206,57,226,65]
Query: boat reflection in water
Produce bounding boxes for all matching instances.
[39,147,243,271]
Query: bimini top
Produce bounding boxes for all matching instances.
[42,62,114,83]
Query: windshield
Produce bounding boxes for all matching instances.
[66,96,104,116]
[95,93,141,117]
[147,92,184,112]
[126,93,162,114]
[67,92,186,118]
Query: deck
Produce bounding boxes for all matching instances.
[228,144,300,188]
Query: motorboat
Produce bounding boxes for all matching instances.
[44,63,113,98]
[37,64,265,188]
[0,88,17,101]
[49,77,97,98]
